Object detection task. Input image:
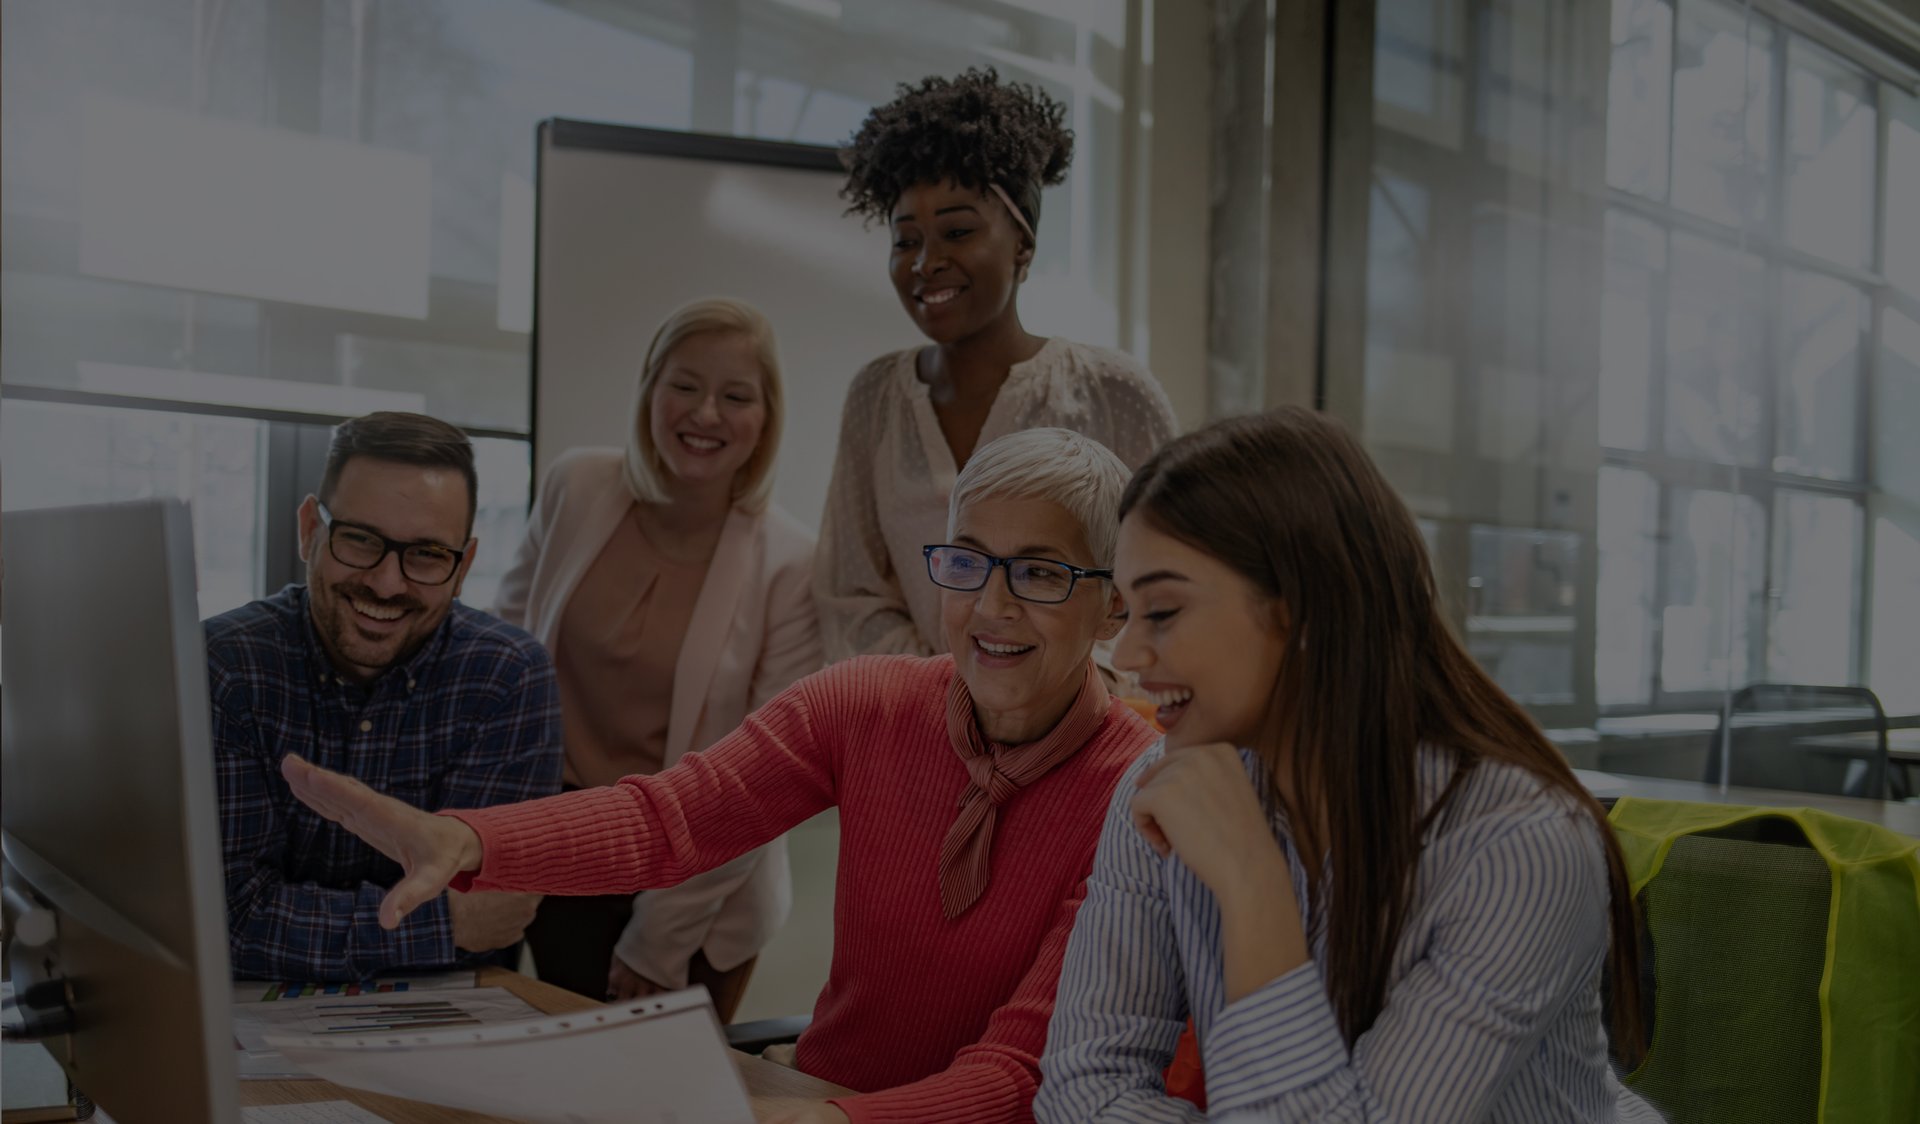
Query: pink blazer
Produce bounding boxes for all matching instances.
[493,448,821,986]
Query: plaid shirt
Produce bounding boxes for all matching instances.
[207,585,562,981]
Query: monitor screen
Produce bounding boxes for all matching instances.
[2,498,238,1124]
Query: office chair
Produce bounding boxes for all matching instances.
[1703,684,1894,800]
[725,1014,811,1055]
[1609,800,1920,1122]
[1619,818,1831,1122]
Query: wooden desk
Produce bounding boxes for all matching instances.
[1598,773,1920,838]
[240,968,850,1122]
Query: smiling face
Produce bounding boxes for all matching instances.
[1112,512,1290,750]
[940,495,1121,745]
[647,330,768,496]
[298,457,476,683]
[888,180,1034,345]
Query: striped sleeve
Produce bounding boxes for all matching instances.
[1205,812,1614,1123]
[1035,751,1206,1124]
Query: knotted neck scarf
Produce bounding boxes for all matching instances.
[936,661,1109,919]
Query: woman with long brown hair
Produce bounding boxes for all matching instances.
[1036,407,1662,1122]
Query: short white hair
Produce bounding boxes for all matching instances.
[623,297,784,513]
[947,428,1131,566]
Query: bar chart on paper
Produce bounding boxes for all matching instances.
[233,972,479,1004]
[234,987,539,1078]
[303,998,487,1034]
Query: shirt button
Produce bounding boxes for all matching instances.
[359,720,373,733]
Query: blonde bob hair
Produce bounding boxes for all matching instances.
[622,297,785,513]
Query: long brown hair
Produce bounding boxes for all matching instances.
[1119,406,1643,1062]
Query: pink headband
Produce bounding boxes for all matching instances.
[987,182,1036,244]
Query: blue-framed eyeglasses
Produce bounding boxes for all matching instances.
[923,544,1111,605]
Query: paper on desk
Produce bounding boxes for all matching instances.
[232,971,479,1004]
[233,986,539,1079]
[264,988,754,1124]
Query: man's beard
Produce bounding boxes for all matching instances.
[319,580,430,667]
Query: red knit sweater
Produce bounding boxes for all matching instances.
[445,654,1156,1123]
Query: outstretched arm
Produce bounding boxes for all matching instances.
[284,668,848,929]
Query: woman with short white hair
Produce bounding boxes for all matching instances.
[286,428,1162,1124]
[493,296,820,1016]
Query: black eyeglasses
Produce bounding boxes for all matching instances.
[317,504,466,586]
[923,544,1111,605]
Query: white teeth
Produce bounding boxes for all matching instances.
[1146,687,1193,707]
[977,639,1035,656]
[921,288,961,305]
[681,434,723,451]
[351,598,405,622]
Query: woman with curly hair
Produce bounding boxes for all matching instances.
[818,68,1179,663]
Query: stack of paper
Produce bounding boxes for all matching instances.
[265,988,754,1124]
[233,986,539,1079]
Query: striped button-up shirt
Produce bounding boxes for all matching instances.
[208,585,562,982]
[1037,744,1667,1123]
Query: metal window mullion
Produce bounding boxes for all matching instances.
[1645,213,1676,706]
[1651,471,1679,707]
[1604,442,1868,497]
[1604,185,1889,291]
[1745,15,1789,683]
[1856,79,1893,686]
[1662,0,1680,206]
[1451,0,1490,513]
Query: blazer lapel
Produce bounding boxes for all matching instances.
[531,473,633,648]
[664,508,756,765]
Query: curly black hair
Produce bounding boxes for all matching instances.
[839,68,1073,236]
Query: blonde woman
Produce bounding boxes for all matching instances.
[494,297,820,1017]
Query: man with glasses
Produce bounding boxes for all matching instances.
[206,411,562,981]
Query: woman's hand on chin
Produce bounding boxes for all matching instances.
[1129,743,1288,901]
[1131,743,1310,1001]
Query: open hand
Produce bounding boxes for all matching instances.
[281,753,484,929]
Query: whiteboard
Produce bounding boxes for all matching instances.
[534,119,917,530]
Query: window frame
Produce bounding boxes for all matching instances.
[1359,0,1904,724]
[1599,0,1887,713]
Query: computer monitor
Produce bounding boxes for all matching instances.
[1,499,238,1124]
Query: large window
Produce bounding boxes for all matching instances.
[1361,0,1919,743]
[2,0,1135,616]
[1597,0,1896,710]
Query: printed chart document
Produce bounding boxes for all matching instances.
[264,988,754,1124]
[233,986,540,1079]
[233,971,479,1004]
